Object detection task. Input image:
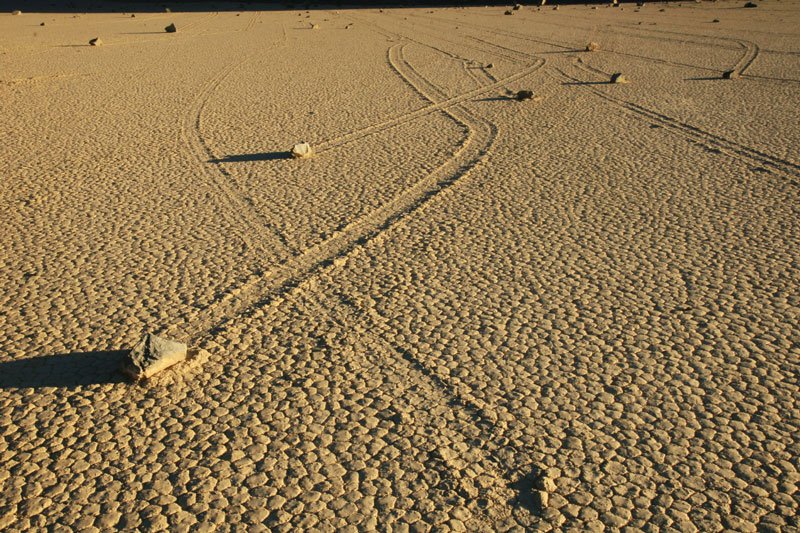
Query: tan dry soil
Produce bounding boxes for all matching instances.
[1,1,799,531]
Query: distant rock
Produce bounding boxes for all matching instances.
[89,37,103,46]
[722,69,740,79]
[713,18,720,22]
[121,333,188,380]
[12,10,21,15]
[515,90,535,100]
[534,490,549,509]
[535,476,557,492]
[540,0,547,6]
[505,10,513,15]
[610,72,629,84]
[40,22,45,26]
[165,7,172,13]
[311,23,320,29]
[131,14,136,18]
[485,63,494,68]
[553,6,560,10]
[513,4,522,10]
[744,1,757,6]
[586,41,600,52]
[291,142,314,158]
[637,1,645,6]
[165,23,177,33]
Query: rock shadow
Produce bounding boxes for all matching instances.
[0,350,128,389]
[509,467,545,516]
[209,151,292,163]
[562,80,613,86]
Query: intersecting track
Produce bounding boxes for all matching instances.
[411,10,766,77]
[402,13,799,181]
[179,54,295,258]
[562,58,800,181]
[159,7,548,343]
[171,41,532,344]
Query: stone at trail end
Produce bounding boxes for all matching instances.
[505,10,514,15]
[12,10,22,15]
[513,4,522,10]
[291,142,314,159]
[535,476,557,492]
[722,69,740,79]
[586,41,601,52]
[744,2,758,7]
[89,38,103,46]
[121,333,188,380]
[610,72,630,84]
[533,490,549,510]
[515,90,535,101]
[165,23,177,33]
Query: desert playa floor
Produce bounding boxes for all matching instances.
[1,1,799,530]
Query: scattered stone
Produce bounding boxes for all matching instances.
[131,14,136,18]
[311,23,320,29]
[120,333,188,380]
[485,63,494,68]
[535,476,557,492]
[744,1,757,6]
[553,6,560,10]
[713,18,720,22]
[291,142,314,158]
[722,69,740,79]
[540,0,547,6]
[165,7,171,13]
[505,10,514,15]
[513,4,522,10]
[40,22,45,26]
[11,10,21,15]
[165,23,177,33]
[89,37,103,46]
[586,41,600,52]
[610,72,629,83]
[534,490,549,509]
[637,1,645,6]
[515,89,535,100]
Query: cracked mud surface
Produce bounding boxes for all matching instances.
[1,2,799,531]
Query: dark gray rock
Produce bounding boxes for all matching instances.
[121,333,188,380]
[610,72,629,83]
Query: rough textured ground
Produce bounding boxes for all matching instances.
[1,1,799,531]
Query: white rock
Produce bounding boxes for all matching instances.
[291,142,314,159]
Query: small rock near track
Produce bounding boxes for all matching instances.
[89,37,103,46]
[610,72,629,83]
[165,23,177,33]
[291,142,314,159]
